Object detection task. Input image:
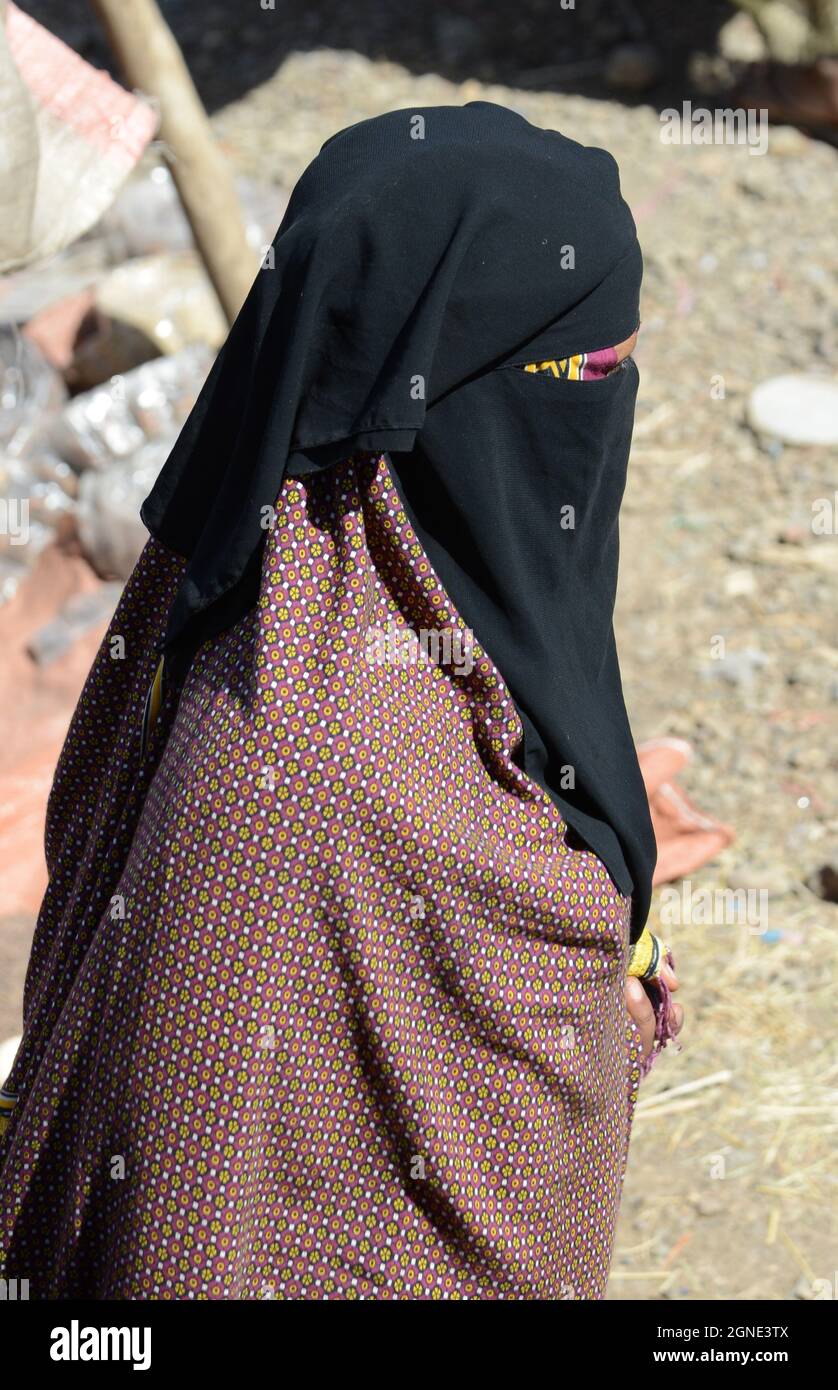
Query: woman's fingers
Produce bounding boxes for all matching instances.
[659,963,685,1037]
[626,957,686,1062]
[625,977,656,1059]
[660,961,679,991]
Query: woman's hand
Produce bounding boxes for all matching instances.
[625,962,683,1061]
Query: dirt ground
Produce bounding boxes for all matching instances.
[3,1,836,1301]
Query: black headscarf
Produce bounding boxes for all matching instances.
[141,101,656,936]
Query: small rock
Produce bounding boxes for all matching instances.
[792,1274,820,1300]
[748,374,838,446]
[769,126,811,158]
[724,568,756,597]
[604,43,660,92]
[64,312,160,392]
[718,12,767,63]
[707,648,768,688]
[805,863,838,904]
[777,523,807,546]
[693,1191,726,1218]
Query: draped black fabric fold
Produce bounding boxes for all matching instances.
[141,100,657,935]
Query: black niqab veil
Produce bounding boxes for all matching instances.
[141,101,657,936]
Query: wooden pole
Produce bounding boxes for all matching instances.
[90,0,254,324]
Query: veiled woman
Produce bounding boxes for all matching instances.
[0,102,681,1300]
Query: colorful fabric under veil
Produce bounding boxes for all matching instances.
[0,452,645,1300]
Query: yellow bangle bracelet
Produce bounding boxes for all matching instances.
[627,927,668,981]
